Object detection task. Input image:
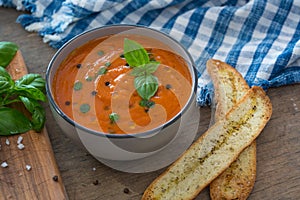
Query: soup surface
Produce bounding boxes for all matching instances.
[53,34,192,134]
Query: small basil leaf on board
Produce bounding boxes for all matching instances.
[15,73,46,92]
[0,107,32,135]
[19,96,46,132]
[0,41,19,68]
[14,85,47,102]
[123,38,149,67]
[0,66,14,93]
[0,76,13,94]
[0,66,13,80]
[134,74,159,100]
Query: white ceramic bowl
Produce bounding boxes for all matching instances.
[46,25,199,161]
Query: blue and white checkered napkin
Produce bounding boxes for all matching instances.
[2,0,300,106]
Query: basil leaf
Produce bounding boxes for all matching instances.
[109,112,119,123]
[0,77,12,94]
[19,96,45,132]
[0,66,13,80]
[0,41,19,68]
[123,38,149,67]
[0,107,32,135]
[131,62,159,77]
[15,74,46,92]
[0,66,14,92]
[139,99,155,108]
[145,62,160,74]
[14,85,47,102]
[134,74,158,100]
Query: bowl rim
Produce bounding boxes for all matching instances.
[46,24,198,138]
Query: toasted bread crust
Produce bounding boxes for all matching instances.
[142,86,272,200]
[206,59,250,121]
[207,59,257,200]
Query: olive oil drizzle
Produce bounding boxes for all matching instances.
[199,97,257,164]
[221,70,238,106]
[155,97,258,197]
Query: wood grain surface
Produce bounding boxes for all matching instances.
[1,7,300,200]
[0,50,68,199]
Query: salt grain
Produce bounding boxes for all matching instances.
[1,162,8,168]
[17,143,25,150]
[5,138,10,145]
[17,136,23,144]
[92,167,96,171]
[25,165,31,171]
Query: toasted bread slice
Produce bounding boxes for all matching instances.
[206,59,250,121]
[142,86,272,200]
[207,59,257,200]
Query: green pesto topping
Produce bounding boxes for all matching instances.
[74,81,83,91]
[80,104,90,113]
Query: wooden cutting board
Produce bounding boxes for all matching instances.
[0,51,68,199]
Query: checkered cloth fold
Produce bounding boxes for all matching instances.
[2,0,300,106]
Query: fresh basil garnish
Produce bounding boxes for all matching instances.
[0,41,19,68]
[130,62,159,77]
[124,39,160,103]
[139,99,155,108]
[124,38,150,67]
[109,112,119,123]
[134,74,159,100]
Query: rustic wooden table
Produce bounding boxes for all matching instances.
[1,8,300,200]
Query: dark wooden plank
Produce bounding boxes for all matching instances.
[0,51,68,199]
[1,7,299,200]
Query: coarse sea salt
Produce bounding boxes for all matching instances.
[1,161,8,168]
[17,143,25,150]
[5,138,10,145]
[25,165,31,171]
[17,136,23,144]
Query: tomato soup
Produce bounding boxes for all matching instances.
[53,34,192,134]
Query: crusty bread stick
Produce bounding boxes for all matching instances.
[207,59,257,200]
[142,86,272,200]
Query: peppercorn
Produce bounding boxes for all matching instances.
[91,91,97,96]
[52,175,58,182]
[123,187,130,194]
[93,180,99,185]
[166,84,172,89]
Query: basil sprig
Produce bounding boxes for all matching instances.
[0,41,18,68]
[124,38,159,101]
[0,66,46,135]
[0,42,46,135]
